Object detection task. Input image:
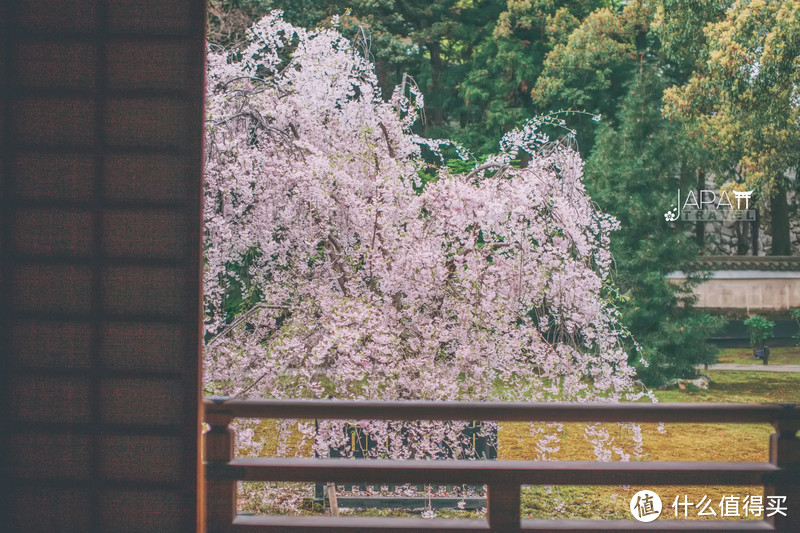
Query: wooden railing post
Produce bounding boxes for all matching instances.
[206,409,236,533]
[767,415,800,532]
[487,483,520,532]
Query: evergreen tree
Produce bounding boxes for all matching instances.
[531,1,650,154]
[586,69,724,386]
[455,0,607,152]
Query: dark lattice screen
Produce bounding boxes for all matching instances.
[1,1,206,531]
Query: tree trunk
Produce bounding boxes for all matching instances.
[427,41,445,127]
[770,179,791,255]
[678,161,691,195]
[752,208,760,255]
[734,219,751,255]
[326,482,339,516]
[695,169,705,247]
[374,59,391,97]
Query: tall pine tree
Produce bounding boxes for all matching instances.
[586,69,724,386]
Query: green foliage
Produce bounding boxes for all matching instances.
[530,2,650,153]
[743,315,776,348]
[652,0,732,83]
[585,69,724,386]
[663,0,800,254]
[222,247,264,323]
[790,309,800,344]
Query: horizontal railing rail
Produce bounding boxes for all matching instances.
[204,398,800,423]
[204,399,800,532]
[209,458,783,486]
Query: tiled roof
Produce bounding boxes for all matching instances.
[693,255,800,271]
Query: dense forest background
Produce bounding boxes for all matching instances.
[206,0,799,385]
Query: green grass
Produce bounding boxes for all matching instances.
[510,370,800,521]
[715,346,800,366]
[657,369,800,403]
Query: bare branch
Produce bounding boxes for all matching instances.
[326,234,349,297]
[206,303,289,347]
[465,162,510,181]
[378,122,396,158]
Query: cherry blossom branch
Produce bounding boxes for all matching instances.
[326,234,350,297]
[464,162,510,180]
[206,303,289,347]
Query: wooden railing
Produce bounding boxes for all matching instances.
[204,399,800,532]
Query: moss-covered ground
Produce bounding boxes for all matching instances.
[714,346,800,366]
[506,368,800,520]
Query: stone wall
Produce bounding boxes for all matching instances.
[699,176,798,256]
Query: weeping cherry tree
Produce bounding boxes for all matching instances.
[203,14,648,507]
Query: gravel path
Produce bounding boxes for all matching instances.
[698,363,800,372]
